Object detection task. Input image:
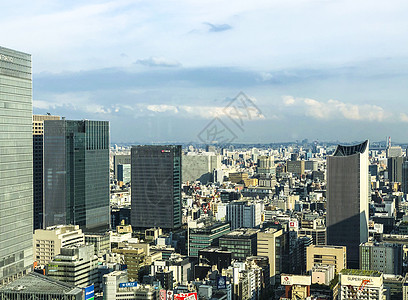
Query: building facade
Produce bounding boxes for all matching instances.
[327,140,369,268]
[33,114,60,230]
[360,242,403,275]
[306,245,347,274]
[131,145,182,229]
[0,46,33,284]
[47,244,98,288]
[44,120,110,231]
[33,225,84,266]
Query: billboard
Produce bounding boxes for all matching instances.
[160,289,167,300]
[119,282,138,288]
[217,276,227,289]
[84,285,94,300]
[174,293,198,300]
[166,290,174,300]
[281,275,311,286]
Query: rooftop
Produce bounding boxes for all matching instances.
[0,272,82,295]
[340,269,382,277]
[333,140,368,157]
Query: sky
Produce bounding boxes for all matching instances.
[2,0,408,144]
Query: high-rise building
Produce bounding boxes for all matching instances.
[113,154,130,180]
[226,200,263,230]
[131,145,182,229]
[0,46,33,283]
[388,156,406,183]
[44,120,110,231]
[327,140,369,268]
[33,114,60,230]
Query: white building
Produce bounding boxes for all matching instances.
[339,269,383,300]
[47,244,98,288]
[227,200,264,230]
[33,225,84,266]
[103,270,158,300]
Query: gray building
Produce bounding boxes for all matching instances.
[388,156,406,183]
[0,272,83,300]
[33,114,60,230]
[182,153,221,183]
[0,46,33,284]
[327,140,369,268]
[360,242,403,275]
[113,154,130,180]
[256,156,275,175]
[117,164,131,183]
[131,145,182,229]
[44,120,110,231]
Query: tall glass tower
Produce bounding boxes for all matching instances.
[44,120,110,232]
[0,46,33,283]
[131,145,182,230]
[327,140,369,268]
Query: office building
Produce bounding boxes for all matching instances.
[117,164,131,183]
[280,274,312,300]
[131,145,182,229]
[402,161,408,194]
[339,269,383,300]
[33,225,84,266]
[286,160,305,177]
[256,156,275,175]
[188,221,230,257]
[103,271,158,300]
[47,244,98,288]
[113,154,131,180]
[327,140,369,268]
[0,46,33,284]
[182,152,221,183]
[388,156,406,183]
[306,245,347,273]
[257,228,285,285]
[33,114,60,230]
[44,120,110,231]
[360,242,403,275]
[219,228,259,260]
[226,200,263,230]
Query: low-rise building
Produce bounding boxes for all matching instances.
[33,225,84,266]
[47,244,98,288]
[339,269,383,300]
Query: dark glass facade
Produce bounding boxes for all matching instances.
[33,134,43,229]
[0,46,33,281]
[131,145,181,229]
[44,120,110,231]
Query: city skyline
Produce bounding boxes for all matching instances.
[1,1,408,143]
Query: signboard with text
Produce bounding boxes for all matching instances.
[119,282,138,288]
[174,292,198,300]
[84,285,94,300]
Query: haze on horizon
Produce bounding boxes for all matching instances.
[2,0,408,144]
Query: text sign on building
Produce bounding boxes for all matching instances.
[160,289,167,300]
[119,281,138,288]
[281,275,311,286]
[174,293,198,300]
[84,285,94,300]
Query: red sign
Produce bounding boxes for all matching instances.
[160,289,166,300]
[174,292,198,300]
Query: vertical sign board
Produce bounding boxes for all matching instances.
[217,276,227,289]
[84,285,94,300]
[167,290,174,300]
[160,289,167,300]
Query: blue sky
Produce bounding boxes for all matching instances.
[3,0,408,143]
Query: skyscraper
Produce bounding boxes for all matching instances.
[33,114,60,230]
[44,120,110,231]
[327,140,369,268]
[0,46,33,283]
[131,145,181,229]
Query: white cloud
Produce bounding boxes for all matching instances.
[285,96,391,122]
